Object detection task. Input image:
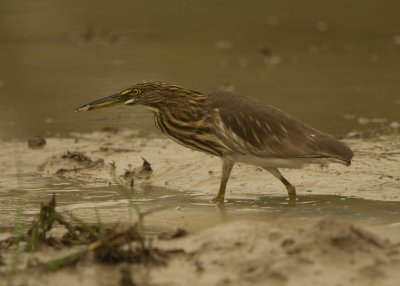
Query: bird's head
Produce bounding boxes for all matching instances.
[75,81,172,112]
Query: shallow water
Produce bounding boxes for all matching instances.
[1,0,400,139]
[1,177,400,241]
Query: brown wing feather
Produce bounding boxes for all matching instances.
[207,90,353,162]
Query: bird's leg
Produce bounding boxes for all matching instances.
[213,159,235,203]
[263,167,296,200]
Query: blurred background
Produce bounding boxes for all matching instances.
[1,0,399,140]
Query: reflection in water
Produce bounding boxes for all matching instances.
[215,202,228,222]
[1,179,399,240]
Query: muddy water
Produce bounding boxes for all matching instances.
[1,180,400,241]
[0,133,399,243]
[1,0,400,139]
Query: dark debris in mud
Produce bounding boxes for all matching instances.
[0,194,87,251]
[0,195,185,273]
[344,125,399,139]
[61,151,104,168]
[101,126,119,133]
[92,225,170,265]
[141,158,152,172]
[158,228,188,240]
[99,146,136,153]
[61,151,92,163]
[28,136,46,149]
[54,151,104,176]
[121,158,153,182]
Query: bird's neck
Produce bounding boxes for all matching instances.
[149,101,208,135]
[145,87,208,119]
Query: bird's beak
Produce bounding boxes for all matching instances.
[75,93,131,112]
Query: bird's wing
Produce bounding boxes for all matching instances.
[207,90,352,162]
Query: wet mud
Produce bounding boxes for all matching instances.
[0,130,399,285]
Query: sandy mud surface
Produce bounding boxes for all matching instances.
[0,130,399,285]
[1,219,399,286]
[0,130,399,201]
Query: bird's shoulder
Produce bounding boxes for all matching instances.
[207,90,276,114]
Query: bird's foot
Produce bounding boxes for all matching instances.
[211,194,225,204]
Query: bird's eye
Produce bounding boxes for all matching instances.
[132,88,140,95]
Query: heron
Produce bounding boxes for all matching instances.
[76,81,353,202]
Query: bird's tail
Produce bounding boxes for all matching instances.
[318,136,353,166]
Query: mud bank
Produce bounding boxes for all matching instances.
[155,219,400,286]
[1,219,399,286]
[1,130,399,201]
